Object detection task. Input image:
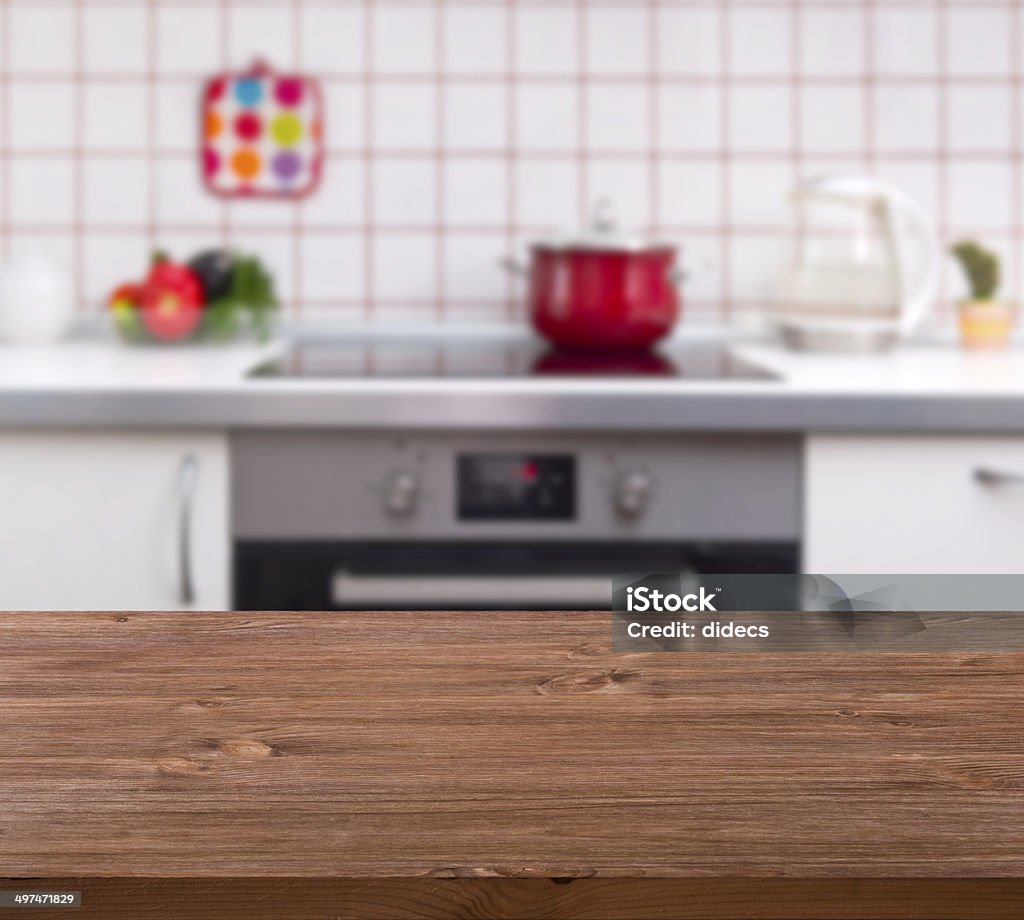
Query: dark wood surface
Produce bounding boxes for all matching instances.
[2,611,1024,917]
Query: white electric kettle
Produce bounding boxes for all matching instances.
[774,175,940,351]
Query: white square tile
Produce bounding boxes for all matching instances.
[728,161,795,228]
[300,156,364,226]
[729,234,786,305]
[800,7,864,76]
[302,235,364,301]
[948,161,1013,231]
[373,85,435,150]
[83,157,148,226]
[156,82,200,151]
[373,6,435,74]
[947,7,1011,76]
[657,6,720,76]
[586,7,649,75]
[9,82,74,151]
[729,8,790,76]
[444,5,505,75]
[156,5,222,76]
[729,86,790,152]
[154,157,222,226]
[9,157,74,224]
[232,198,296,231]
[82,234,151,309]
[874,8,937,75]
[515,85,577,152]
[947,86,1011,152]
[586,160,649,230]
[515,4,577,75]
[84,6,148,74]
[301,4,363,74]
[445,159,506,226]
[586,85,648,153]
[373,158,436,227]
[675,233,722,309]
[373,233,436,301]
[800,87,863,153]
[658,85,721,152]
[445,83,506,150]
[445,234,507,303]
[229,4,295,70]
[872,159,940,226]
[660,161,722,227]
[875,85,939,153]
[323,81,365,152]
[84,83,148,151]
[9,1,74,74]
[515,160,579,229]
[309,81,358,152]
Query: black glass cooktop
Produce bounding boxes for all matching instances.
[251,339,778,381]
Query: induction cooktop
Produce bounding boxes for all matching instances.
[251,339,778,381]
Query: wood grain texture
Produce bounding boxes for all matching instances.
[2,610,1024,893]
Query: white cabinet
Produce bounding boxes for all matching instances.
[0,430,229,610]
[805,435,1024,573]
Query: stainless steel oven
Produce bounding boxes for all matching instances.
[232,431,800,610]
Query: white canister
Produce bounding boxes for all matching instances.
[0,250,75,344]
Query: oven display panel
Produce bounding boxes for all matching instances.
[457,454,576,521]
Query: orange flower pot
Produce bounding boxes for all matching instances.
[958,299,1016,349]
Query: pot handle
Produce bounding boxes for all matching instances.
[499,256,529,278]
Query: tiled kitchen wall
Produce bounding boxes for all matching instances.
[0,0,1021,323]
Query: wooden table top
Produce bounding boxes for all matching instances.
[3,610,1024,881]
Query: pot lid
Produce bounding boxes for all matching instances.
[531,199,677,252]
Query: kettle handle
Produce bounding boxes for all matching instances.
[882,184,940,337]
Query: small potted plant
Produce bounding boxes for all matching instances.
[950,240,1015,349]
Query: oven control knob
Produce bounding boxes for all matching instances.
[384,471,419,518]
[613,471,651,519]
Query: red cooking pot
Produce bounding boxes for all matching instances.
[504,202,682,350]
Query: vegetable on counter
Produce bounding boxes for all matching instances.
[106,248,279,344]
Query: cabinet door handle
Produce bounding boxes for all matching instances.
[178,454,199,606]
[973,466,1024,487]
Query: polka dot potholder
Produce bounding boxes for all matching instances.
[201,62,324,199]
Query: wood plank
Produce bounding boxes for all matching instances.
[2,611,1023,890]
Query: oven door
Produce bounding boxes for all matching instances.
[233,540,798,611]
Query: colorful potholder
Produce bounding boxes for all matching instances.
[201,62,324,199]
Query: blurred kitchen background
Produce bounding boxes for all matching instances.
[2,0,1024,616]
[0,0,1020,325]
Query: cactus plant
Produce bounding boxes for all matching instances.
[951,240,1000,301]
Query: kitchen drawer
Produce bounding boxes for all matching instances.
[805,435,1024,573]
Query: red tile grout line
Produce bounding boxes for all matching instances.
[790,0,802,203]
[434,0,446,321]
[145,0,158,255]
[292,0,304,315]
[936,0,950,319]
[71,0,84,311]
[647,0,660,237]
[363,0,375,320]
[1009,1,1022,301]
[0,0,7,261]
[719,0,733,318]
[862,0,876,174]
[505,0,518,320]
[219,0,231,249]
[10,147,1024,164]
[12,69,1024,87]
[576,0,589,225]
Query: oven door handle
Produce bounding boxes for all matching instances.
[331,572,611,609]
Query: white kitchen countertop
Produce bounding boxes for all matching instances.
[1,325,1023,431]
